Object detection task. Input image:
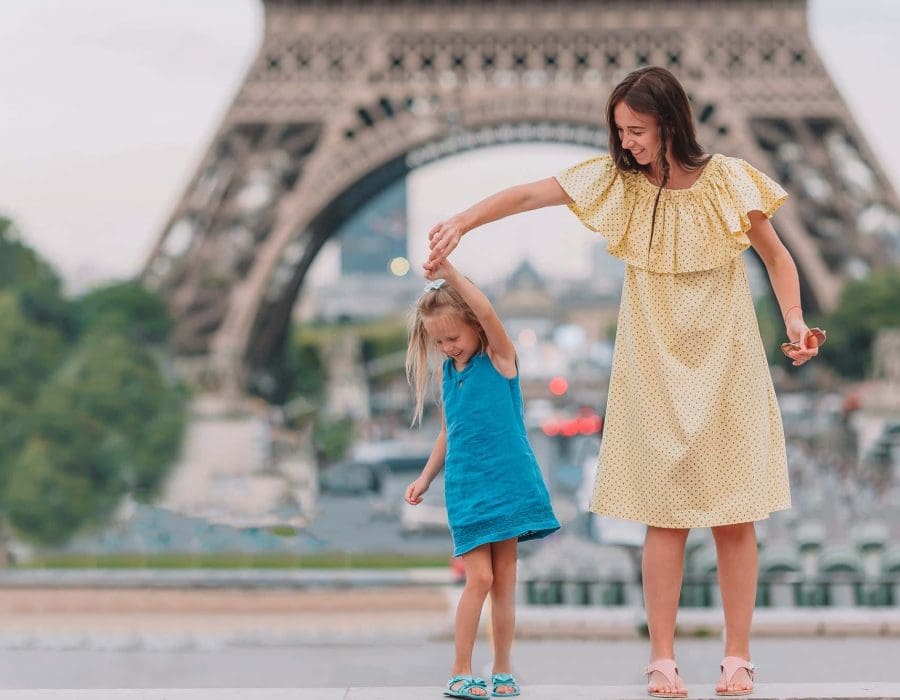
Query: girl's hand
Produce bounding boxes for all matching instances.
[404,476,430,505]
[784,315,821,367]
[427,216,466,266]
[424,256,456,281]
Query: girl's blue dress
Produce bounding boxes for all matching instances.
[442,351,560,556]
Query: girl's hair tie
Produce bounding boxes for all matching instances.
[423,279,446,293]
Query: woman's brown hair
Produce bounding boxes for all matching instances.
[606,66,710,187]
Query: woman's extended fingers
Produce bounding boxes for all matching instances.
[428,222,447,250]
[428,222,462,260]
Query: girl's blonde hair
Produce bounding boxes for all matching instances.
[406,281,487,425]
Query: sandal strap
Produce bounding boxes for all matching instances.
[448,676,487,690]
[720,656,756,684]
[645,658,679,685]
[492,672,520,694]
[492,673,517,684]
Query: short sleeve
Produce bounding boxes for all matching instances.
[720,157,789,235]
[554,155,630,244]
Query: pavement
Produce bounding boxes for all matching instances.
[0,581,898,693]
[2,580,900,649]
[0,685,898,698]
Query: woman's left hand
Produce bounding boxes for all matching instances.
[784,318,821,366]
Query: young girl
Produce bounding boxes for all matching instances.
[404,259,560,698]
[424,66,825,697]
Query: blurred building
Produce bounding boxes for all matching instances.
[339,179,407,276]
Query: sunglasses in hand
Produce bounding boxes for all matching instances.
[780,327,826,358]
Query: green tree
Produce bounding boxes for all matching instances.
[0,218,187,550]
[74,280,172,344]
[0,292,64,404]
[313,413,355,464]
[289,341,326,400]
[4,439,109,547]
[0,391,29,493]
[128,388,187,500]
[754,292,785,362]
[0,217,71,333]
[32,330,185,502]
[817,268,900,378]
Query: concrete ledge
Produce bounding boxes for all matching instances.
[515,606,900,638]
[0,685,898,699]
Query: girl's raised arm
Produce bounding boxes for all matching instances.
[429,260,517,377]
[428,177,572,264]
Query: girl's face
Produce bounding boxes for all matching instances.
[613,100,660,167]
[423,312,481,366]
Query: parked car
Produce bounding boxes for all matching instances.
[351,440,432,491]
[401,476,449,536]
[318,460,378,494]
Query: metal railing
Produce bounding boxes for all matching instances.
[521,573,900,607]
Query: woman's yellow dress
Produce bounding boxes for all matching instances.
[555,154,791,528]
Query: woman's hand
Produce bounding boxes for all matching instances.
[783,314,821,367]
[427,216,467,266]
[404,476,430,506]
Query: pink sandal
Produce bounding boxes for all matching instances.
[717,656,756,697]
[645,659,687,698]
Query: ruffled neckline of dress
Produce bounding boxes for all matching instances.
[555,153,789,274]
[632,153,722,196]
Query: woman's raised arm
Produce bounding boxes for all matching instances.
[426,177,572,265]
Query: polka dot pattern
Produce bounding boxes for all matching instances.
[555,154,791,528]
[555,154,788,274]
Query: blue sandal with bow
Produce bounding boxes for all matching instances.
[491,673,521,697]
[444,674,489,698]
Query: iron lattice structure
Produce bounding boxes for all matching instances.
[143,0,900,396]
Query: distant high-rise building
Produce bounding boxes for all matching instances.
[339,179,407,277]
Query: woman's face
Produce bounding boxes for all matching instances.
[613,101,659,167]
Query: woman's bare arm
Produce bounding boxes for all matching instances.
[745,210,819,365]
[427,177,572,264]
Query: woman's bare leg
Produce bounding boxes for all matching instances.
[643,526,690,695]
[712,521,757,694]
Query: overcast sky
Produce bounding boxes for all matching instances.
[1,1,898,291]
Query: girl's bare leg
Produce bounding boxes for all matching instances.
[489,538,518,694]
[450,544,493,696]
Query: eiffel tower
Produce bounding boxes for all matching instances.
[143,0,900,398]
